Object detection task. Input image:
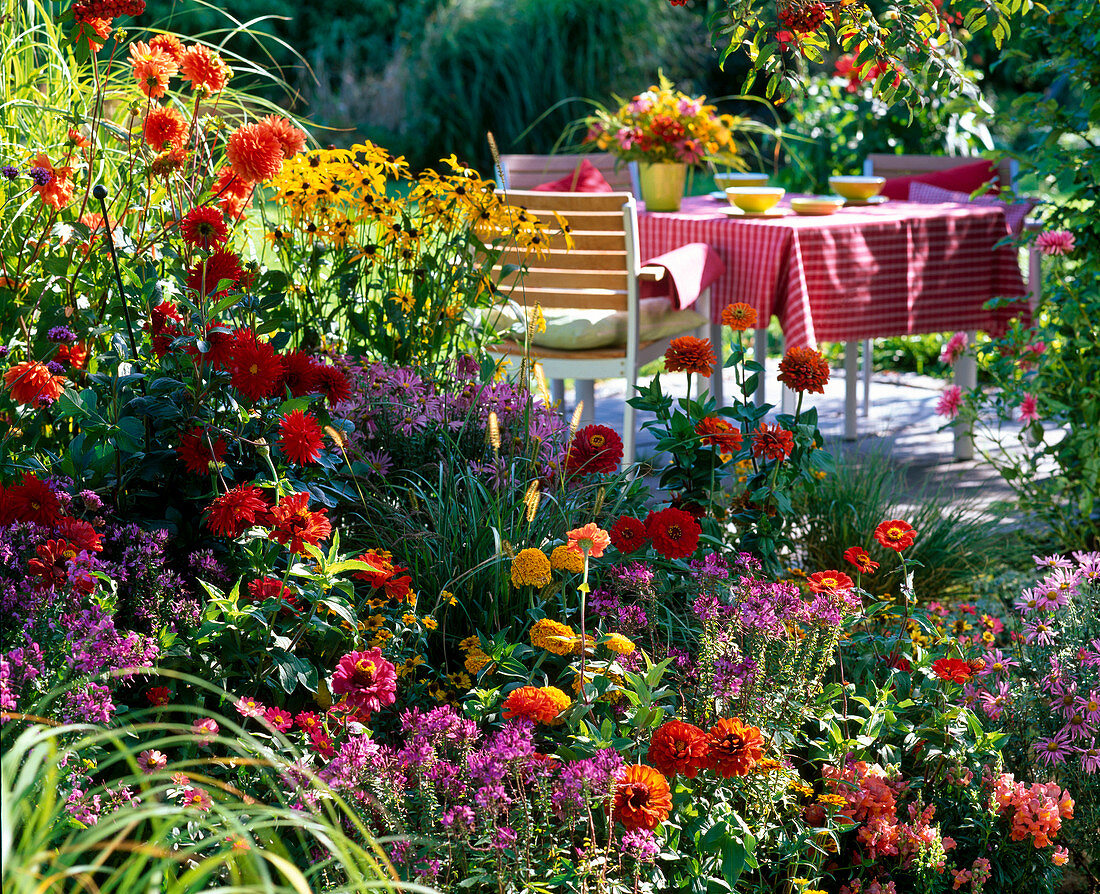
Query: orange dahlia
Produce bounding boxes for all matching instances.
[128,40,178,99]
[142,105,186,150]
[721,302,758,331]
[612,764,673,831]
[777,346,830,394]
[225,122,285,183]
[211,166,255,220]
[179,44,231,93]
[4,360,66,407]
[29,153,74,210]
[256,114,307,159]
[873,519,916,552]
[647,720,711,779]
[502,685,561,724]
[708,717,764,778]
[695,416,742,458]
[148,33,185,64]
[664,336,716,377]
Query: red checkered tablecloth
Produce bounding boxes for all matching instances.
[639,195,1029,349]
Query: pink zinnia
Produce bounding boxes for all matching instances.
[1035,230,1075,256]
[1018,394,1040,425]
[939,331,968,365]
[935,385,963,419]
[330,648,397,715]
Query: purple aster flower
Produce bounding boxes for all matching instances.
[1024,617,1057,646]
[980,681,1013,720]
[1078,690,1100,723]
[1033,729,1073,766]
[1034,553,1074,570]
[28,166,53,186]
[1080,744,1100,774]
[362,449,393,477]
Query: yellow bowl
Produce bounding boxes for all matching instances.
[790,196,845,216]
[828,176,886,201]
[726,186,785,213]
[714,172,768,190]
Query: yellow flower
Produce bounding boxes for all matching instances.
[448,671,472,689]
[459,635,481,652]
[603,632,636,655]
[401,612,419,626]
[540,685,572,721]
[550,544,584,574]
[465,646,490,675]
[442,590,457,606]
[529,618,575,656]
[421,617,438,631]
[817,793,848,808]
[510,548,551,588]
[571,633,596,655]
[396,656,424,678]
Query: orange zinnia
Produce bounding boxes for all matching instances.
[4,360,66,407]
[647,720,711,779]
[612,764,672,831]
[695,416,742,458]
[721,302,758,331]
[707,717,764,778]
[501,686,561,724]
[566,522,611,559]
[777,346,830,394]
[664,336,716,377]
[874,519,916,552]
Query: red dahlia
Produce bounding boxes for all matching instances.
[177,427,227,476]
[750,423,794,462]
[843,546,879,575]
[874,519,916,552]
[644,506,701,560]
[10,473,62,525]
[806,570,855,595]
[609,515,648,554]
[313,364,352,405]
[204,484,269,538]
[229,337,283,403]
[186,248,242,295]
[566,424,624,475]
[180,206,229,251]
[647,720,711,779]
[269,491,331,555]
[280,351,320,397]
[278,410,324,465]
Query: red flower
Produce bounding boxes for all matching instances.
[281,351,320,397]
[647,720,711,779]
[721,302,758,331]
[843,546,879,575]
[180,207,229,250]
[610,515,648,553]
[313,364,352,405]
[263,706,294,732]
[750,423,794,462]
[230,337,283,403]
[269,491,331,555]
[353,549,413,601]
[566,424,624,475]
[128,40,177,99]
[278,410,324,465]
[211,166,255,220]
[29,153,75,210]
[204,484,269,538]
[644,506,701,560]
[256,115,307,158]
[247,576,295,604]
[664,336,716,377]
[9,473,62,525]
[186,248,242,295]
[55,517,103,552]
[695,416,742,457]
[806,570,855,595]
[502,686,561,724]
[932,657,974,684]
[146,686,172,706]
[176,428,227,476]
[874,519,916,552]
[777,346,830,394]
[27,539,75,588]
[147,300,183,358]
[330,648,398,715]
[148,33,184,64]
[179,44,231,93]
[143,105,186,150]
[707,717,765,778]
[3,360,66,407]
[226,121,285,183]
[612,764,672,831]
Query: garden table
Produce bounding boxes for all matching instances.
[638,195,1029,452]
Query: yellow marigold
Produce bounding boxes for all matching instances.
[817,793,848,808]
[550,544,584,574]
[465,647,490,675]
[510,548,551,588]
[604,633,636,656]
[540,685,572,717]
[459,635,481,652]
[529,618,575,656]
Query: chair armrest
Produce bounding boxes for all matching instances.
[637,265,666,282]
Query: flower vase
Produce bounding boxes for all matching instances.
[638,162,687,212]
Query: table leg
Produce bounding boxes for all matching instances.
[551,378,565,410]
[753,328,767,407]
[845,341,859,441]
[953,331,977,461]
[709,320,724,409]
[576,379,596,426]
[861,338,872,417]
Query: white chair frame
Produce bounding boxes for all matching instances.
[484,190,711,467]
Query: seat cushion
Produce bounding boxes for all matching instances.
[477,298,707,350]
[532,158,614,193]
[880,159,1000,201]
[908,181,1036,237]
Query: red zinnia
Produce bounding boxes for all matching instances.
[177,428,227,476]
[186,248,242,295]
[268,491,332,555]
[9,473,62,525]
[313,364,352,405]
[55,517,103,552]
[278,410,324,465]
[843,546,879,575]
[146,686,172,706]
[230,338,283,403]
[647,720,711,779]
[226,121,285,183]
[777,346,831,394]
[932,657,974,684]
[609,515,648,554]
[707,717,765,778]
[806,570,855,595]
[142,105,186,150]
[874,519,916,552]
[263,706,294,732]
[180,206,229,250]
[644,506,701,560]
[664,336,716,377]
[353,549,413,601]
[178,44,231,93]
[566,424,623,475]
[204,484,269,538]
[695,416,742,458]
[4,360,66,407]
[612,764,673,831]
[256,114,307,159]
[281,351,320,397]
[750,423,794,462]
[330,648,398,715]
[246,576,296,604]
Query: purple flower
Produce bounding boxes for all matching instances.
[440,804,474,832]
[1024,617,1057,646]
[47,326,77,343]
[621,828,659,862]
[1,165,18,181]
[1034,553,1074,570]
[490,826,517,852]
[1033,729,1073,766]
[28,166,53,186]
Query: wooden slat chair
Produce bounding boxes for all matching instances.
[499,153,639,194]
[484,190,711,467]
[842,154,1043,458]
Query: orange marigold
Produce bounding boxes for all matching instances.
[721,302,758,331]
[179,44,231,94]
[612,764,673,831]
[777,346,830,394]
[4,360,66,407]
[664,336,716,377]
[708,717,765,778]
[502,685,560,724]
[225,122,285,183]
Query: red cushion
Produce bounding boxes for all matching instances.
[532,158,614,192]
[880,159,1000,201]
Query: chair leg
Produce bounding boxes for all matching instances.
[622,376,637,468]
[576,379,596,425]
[550,378,565,410]
[709,320,724,408]
[861,338,872,417]
[753,328,767,407]
[844,341,859,441]
[1028,247,1042,313]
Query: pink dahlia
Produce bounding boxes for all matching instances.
[935,384,963,419]
[939,331,969,365]
[1035,230,1075,256]
[1018,393,1040,425]
[330,648,397,715]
